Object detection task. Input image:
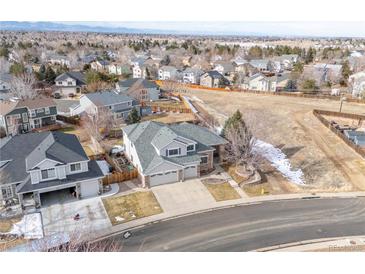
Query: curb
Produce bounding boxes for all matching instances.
[92,194,365,242]
[254,235,365,252]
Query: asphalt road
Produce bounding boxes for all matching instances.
[107,197,365,251]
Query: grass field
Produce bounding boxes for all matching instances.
[102,191,163,225]
[187,89,365,192]
[203,181,241,201]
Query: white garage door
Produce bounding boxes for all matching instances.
[149,170,178,187]
[184,166,197,180]
[80,180,100,198]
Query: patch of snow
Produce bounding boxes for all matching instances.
[253,139,305,185]
[9,213,44,239]
[214,125,223,135]
[115,216,125,222]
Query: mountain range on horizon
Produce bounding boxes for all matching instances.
[1,21,365,38]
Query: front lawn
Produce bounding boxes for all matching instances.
[0,216,22,233]
[202,179,241,201]
[241,182,272,196]
[102,191,163,225]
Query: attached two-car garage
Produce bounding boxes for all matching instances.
[148,165,198,187]
[149,170,178,187]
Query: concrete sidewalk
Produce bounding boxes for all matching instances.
[256,236,365,252]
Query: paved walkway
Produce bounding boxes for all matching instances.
[256,236,365,252]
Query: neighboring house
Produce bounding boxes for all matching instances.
[48,54,70,67]
[249,59,275,72]
[271,54,299,72]
[200,71,230,88]
[350,50,365,58]
[79,91,140,121]
[123,121,228,187]
[158,66,180,81]
[54,99,80,117]
[241,73,275,92]
[54,71,86,98]
[132,64,148,79]
[0,131,104,208]
[108,63,131,76]
[213,61,236,76]
[0,73,13,101]
[116,78,160,102]
[0,98,57,136]
[348,71,365,98]
[182,68,204,84]
[91,60,110,71]
[81,54,98,65]
[232,56,248,66]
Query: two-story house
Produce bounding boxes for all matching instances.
[200,71,230,88]
[54,71,86,98]
[108,63,131,76]
[0,131,104,208]
[182,68,204,84]
[158,66,180,81]
[0,98,57,136]
[116,78,160,103]
[79,91,140,122]
[91,60,110,71]
[123,121,227,187]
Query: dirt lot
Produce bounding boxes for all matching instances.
[187,89,365,193]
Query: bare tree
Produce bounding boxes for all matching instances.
[160,80,188,94]
[225,119,258,171]
[10,72,37,99]
[81,107,118,145]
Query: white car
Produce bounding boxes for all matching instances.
[110,145,124,155]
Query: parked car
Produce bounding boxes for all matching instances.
[110,145,124,155]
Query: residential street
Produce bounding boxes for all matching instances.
[107,197,365,251]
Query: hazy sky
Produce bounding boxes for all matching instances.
[62,21,365,37]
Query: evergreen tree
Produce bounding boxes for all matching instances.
[127,107,141,124]
[45,66,56,83]
[222,110,243,137]
[284,79,297,91]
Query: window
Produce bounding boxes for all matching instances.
[70,163,81,172]
[41,168,56,180]
[167,148,180,157]
[45,107,50,115]
[67,81,73,86]
[58,81,63,85]
[187,144,195,152]
[30,110,36,117]
[37,108,44,114]
[1,185,13,200]
[201,156,208,164]
[22,112,28,122]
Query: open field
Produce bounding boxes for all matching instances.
[187,89,365,192]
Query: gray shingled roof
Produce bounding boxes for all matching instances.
[118,78,159,89]
[0,131,89,185]
[84,91,134,107]
[55,71,86,86]
[123,121,227,175]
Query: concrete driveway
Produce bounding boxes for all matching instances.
[151,179,217,214]
[40,185,119,237]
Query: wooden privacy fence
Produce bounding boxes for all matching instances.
[149,104,192,113]
[102,169,138,185]
[313,109,365,158]
[156,80,365,104]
